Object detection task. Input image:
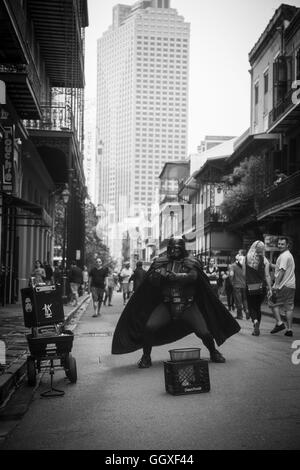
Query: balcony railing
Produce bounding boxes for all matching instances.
[268,88,294,128]
[258,171,300,214]
[159,191,179,204]
[0,62,42,105]
[204,206,228,225]
[23,104,75,132]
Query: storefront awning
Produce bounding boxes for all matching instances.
[1,193,52,227]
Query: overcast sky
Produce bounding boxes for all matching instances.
[85,0,300,153]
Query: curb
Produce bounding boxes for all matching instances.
[0,294,90,408]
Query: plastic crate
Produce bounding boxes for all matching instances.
[26,330,74,357]
[169,348,201,362]
[21,285,64,327]
[164,359,210,395]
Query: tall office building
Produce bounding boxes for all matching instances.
[96,0,190,256]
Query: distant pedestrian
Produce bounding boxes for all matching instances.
[205,258,219,297]
[44,260,54,285]
[222,268,235,312]
[68,261,83,307]
[119,261,133,305]
[129,261,147,293]
[269,237,296,337]
[82,265,89,293]
[229,254,248,320]
[53,261,62,285]
[30,260,46,286]
[244,241,272,336]
[89,258,109,317]
[103,269,118,307]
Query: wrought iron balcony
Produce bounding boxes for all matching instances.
[268,88,300,132]
[258,171,300,217]
[268,88,294,126]
[0,62,42,119]
[159,191,179,205]
[23,104,75,132]
[204,206,228,226]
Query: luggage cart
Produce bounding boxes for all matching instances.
[21,284,77,397]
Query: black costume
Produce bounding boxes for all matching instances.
[112,238,240,367]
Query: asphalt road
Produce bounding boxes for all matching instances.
[1,292,300,450]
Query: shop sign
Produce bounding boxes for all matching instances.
[1,125,14,193]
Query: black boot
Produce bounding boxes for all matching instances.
[137,354,152,368]
[210,349,226,363]
[138,346,152,368]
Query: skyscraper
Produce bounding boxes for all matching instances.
[96,0,190,256]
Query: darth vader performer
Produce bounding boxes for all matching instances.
[112,237,240,368]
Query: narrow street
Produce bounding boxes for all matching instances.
[1,292,300,451]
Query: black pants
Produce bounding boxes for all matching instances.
[246,292,265,324]
[225,289,234,310]
[142,302,216,356]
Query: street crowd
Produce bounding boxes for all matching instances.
[28,235,296,368]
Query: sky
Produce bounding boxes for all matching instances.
[84,0,300,154]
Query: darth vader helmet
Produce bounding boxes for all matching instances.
[167,237,187,259]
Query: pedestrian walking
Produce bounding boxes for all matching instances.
[89,257,109,317]
[112,237,241,367]
[244,241,272,336]
[103,269,118,306]
[53,261,62,285]
[43,260,54,285]
[229,254,248,320]
[82,265,89,293]
[205,257,219,297]
[119,261,133,305]
[68,261,83,306]
[222,268,235,312]
[269,237,296,337]
[129,260,147,293]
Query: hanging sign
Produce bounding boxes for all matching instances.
[1,124,14,193]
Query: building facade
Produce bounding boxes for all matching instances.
[95,0,190,260]
[0,0,88,305]
[224,4,300,300]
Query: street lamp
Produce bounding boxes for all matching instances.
[61,184,70,303]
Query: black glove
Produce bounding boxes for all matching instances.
[164,271,177,281]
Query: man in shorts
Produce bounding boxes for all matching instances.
[119,261,133,305]
[269,237,296,337]
[89,258,109,317]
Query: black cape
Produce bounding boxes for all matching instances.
[112,256,240,354]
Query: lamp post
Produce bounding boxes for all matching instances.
[61,185,70,303]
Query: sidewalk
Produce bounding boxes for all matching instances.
[0,293,91,407]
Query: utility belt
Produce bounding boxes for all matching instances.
[163,296,194,320]
[163,296,194,304]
